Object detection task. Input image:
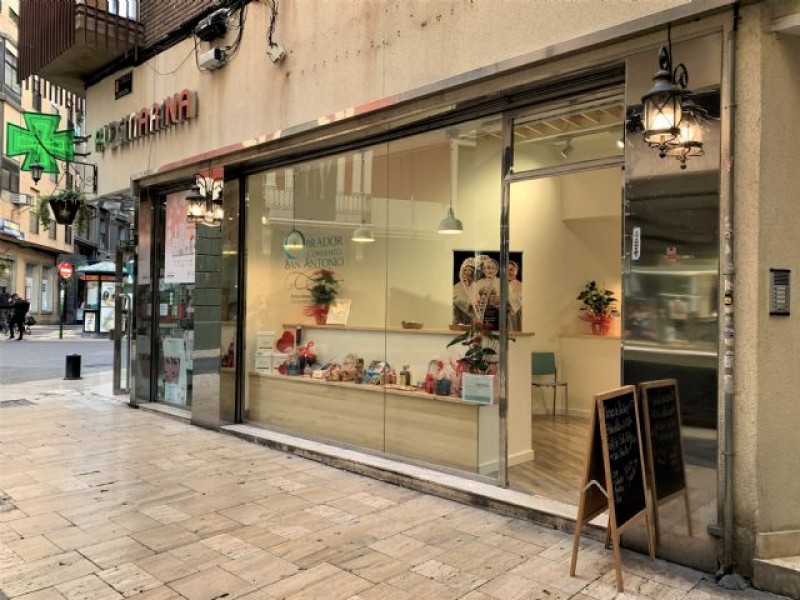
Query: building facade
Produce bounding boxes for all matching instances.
[19,0,800,595]
[0,0,76,323]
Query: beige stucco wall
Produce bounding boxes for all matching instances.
[734,0,800,571]
[86,0,689,194]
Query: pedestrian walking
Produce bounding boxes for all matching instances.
[0,286,9,336]
[8,294,30,341]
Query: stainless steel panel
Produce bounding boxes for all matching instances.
[623,34,722,429]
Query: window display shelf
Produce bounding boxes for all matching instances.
[560,333,621,340]
[248,371,499,474]
[250,371,486,407]
[283,323,535,337]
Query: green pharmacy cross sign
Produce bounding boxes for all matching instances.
[6,112,75,175]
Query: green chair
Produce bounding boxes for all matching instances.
[531,352,568,416]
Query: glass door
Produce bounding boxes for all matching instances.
[154,191,196,407]
[502,94,625,496]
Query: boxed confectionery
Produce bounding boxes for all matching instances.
[256,331,275,350]
[255,350,288,374]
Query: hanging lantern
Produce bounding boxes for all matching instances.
[186,176,224,226]
[641,46,688,157]
[186,184,206,224]
[665,98,705,169]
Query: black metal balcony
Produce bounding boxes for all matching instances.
[19,1,142,95]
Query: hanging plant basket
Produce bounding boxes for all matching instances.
[41,188,91,235]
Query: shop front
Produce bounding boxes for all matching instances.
[126,11,734,574]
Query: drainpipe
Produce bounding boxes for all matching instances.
[719,3,739,577]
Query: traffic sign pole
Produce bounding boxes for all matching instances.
[59,278,63,340]
[57,262,74,341]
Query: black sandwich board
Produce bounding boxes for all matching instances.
[639,379,692,541]
[570,385,654,592]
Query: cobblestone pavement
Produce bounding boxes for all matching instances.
[0,374,786,600]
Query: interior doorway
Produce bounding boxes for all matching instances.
[507,166,623,504]
[500,92,719,571]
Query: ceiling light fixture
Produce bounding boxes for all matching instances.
[351,192,375,243]
[559,139,574,159]
[351,222,375,243]
[438,141,464,235]
[282,170,305,255]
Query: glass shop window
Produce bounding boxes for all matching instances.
[41,266,53,312]
[24,263,38,312]
[244,116,504,476]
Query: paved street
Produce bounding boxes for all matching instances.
[0,327,112,384]
[0,374,785,600]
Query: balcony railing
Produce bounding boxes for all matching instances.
[19,0,142,95]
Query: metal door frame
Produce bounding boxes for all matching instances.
[498,97,625,486]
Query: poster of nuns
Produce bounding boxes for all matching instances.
[452,250,522,332]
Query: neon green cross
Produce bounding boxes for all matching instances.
[6,112,75,175]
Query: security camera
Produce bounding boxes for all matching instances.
[267,44,286,63]
[199,47,226,70]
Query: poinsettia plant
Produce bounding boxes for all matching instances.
[303,269,341,323]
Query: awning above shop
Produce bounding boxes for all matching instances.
[76,261,116,273]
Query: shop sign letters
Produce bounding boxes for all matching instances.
[95,89,197,152]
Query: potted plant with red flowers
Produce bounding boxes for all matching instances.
[303,269,341,325]
[577,280,620,335]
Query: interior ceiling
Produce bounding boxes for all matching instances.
[514,104,624,142]
[462,101,624,143]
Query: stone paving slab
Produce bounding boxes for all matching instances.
[0,374,789,600]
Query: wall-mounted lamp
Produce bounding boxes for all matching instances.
[186,171,223,226]
[641,46,686,156]
[30,161,43,184]
[641,36,704,167]
[665,98,705,169]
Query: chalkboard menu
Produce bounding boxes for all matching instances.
[641,380,686,502]
[598,388,648,528]
[639,379,692,540]
[571,386,654,593]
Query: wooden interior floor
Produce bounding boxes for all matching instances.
[508,414,720,570]
[508,414,588,505]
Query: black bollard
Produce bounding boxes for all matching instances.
[65,354,82,380]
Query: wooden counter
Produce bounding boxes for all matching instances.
[248,372,499,473]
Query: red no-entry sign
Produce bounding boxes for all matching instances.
[58,261,74,279]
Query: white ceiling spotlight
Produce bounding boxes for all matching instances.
[559,139,574,159]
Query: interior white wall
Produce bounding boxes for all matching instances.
[510,167,623,417]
